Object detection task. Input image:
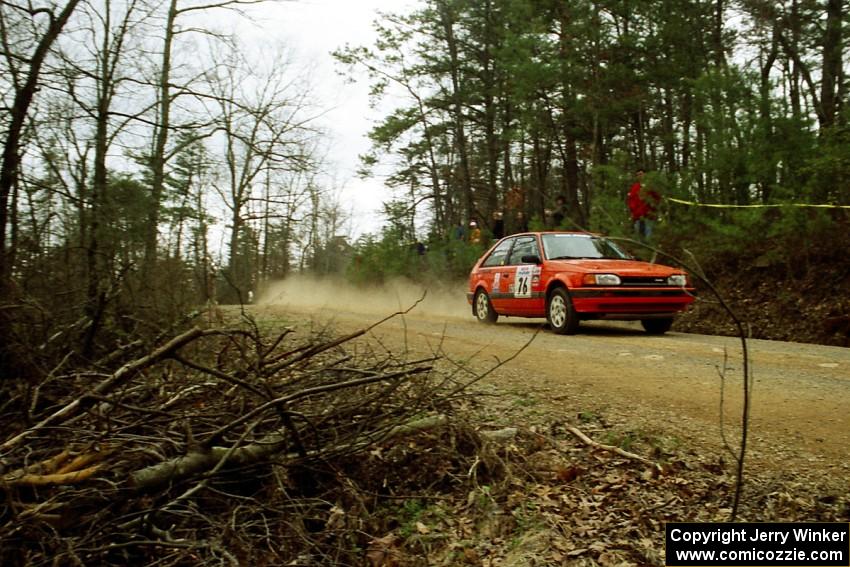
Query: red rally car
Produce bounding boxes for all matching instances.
[466,232,695,335]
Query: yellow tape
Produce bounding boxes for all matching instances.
[667,197,850,209]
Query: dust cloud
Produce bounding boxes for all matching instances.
[256,275,471,321]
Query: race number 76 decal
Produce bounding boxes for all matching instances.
[514,265,533,298]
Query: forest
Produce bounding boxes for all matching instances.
[339,0,850,228]
[1,0,849,360]
[1,0,849,564]
[337,0,850,344]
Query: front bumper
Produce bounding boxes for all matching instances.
[570,288,695,315]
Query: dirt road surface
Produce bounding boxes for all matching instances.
[254,278,850,484]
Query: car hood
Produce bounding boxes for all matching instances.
[547,259,681,275]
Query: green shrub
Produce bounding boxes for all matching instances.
[346,228,486,285]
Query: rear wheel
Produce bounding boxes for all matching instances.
[547,287,579,334]
[641,317,674,334]
[474,289,498,324]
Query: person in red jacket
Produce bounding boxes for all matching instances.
[627,168,660,240]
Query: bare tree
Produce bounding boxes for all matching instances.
[142,0,268,274]
[0,0,82,291]
[70,0,155,354]
[205,43,317,299]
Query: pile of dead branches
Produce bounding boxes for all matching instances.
[0,313,489,566]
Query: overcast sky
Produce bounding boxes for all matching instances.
[239,0,420,237]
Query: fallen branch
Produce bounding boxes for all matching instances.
[1,327,208,454]
[2,449,72,481]
[565,425,660,470]
[4,446,113,486]
[480,427,518,442]
[203,365,433,447]
[131,414,448,490]
[8,464,103,486]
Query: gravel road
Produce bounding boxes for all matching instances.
[254,280,850,479]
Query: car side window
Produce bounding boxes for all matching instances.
[507,236,539,265]
[481,238,514,267]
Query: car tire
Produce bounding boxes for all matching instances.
[547,287,579,334]
[474,289,498,324]
[641,318,673,334]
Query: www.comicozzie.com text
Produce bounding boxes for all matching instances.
[669,527,847,547]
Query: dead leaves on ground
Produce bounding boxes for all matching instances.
[356,391,848,567]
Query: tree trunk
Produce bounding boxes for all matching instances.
[564,131,581,226]
[680,90,692,170]
[482,0,499,222]
[0,0,82,289]
[713,0,726,67]
[438,1,473,223]
[663,87,676,172]
[531,129,550,221]
[83,3,117,358]
[759,24,778,202]
[143,0,179,273]
[501,94,514,211]
[818,0,842,131]
[789,0,802,122]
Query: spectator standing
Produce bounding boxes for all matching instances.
[552,194,568,228]
[468,219,482,245]
[505,186,526,234]
[492,211,505,240]
[453,222,466,241]
[627,168,660,240]
[513,211,528,233]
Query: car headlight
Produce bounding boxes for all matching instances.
[582,273,621,286]
[667,274,687,287]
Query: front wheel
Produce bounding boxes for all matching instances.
[547,288,579,334]
[474,289,498,324]
[641,317,673,334]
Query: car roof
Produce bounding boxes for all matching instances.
[503,231,601,238]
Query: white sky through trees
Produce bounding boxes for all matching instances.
[241,0,420,237]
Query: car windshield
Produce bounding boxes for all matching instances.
[541,233,630,260]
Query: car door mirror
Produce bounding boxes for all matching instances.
[521,254,541,264]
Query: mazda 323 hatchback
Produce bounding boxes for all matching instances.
[467,232,696,334]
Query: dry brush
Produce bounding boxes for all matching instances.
[0,309,501,566]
